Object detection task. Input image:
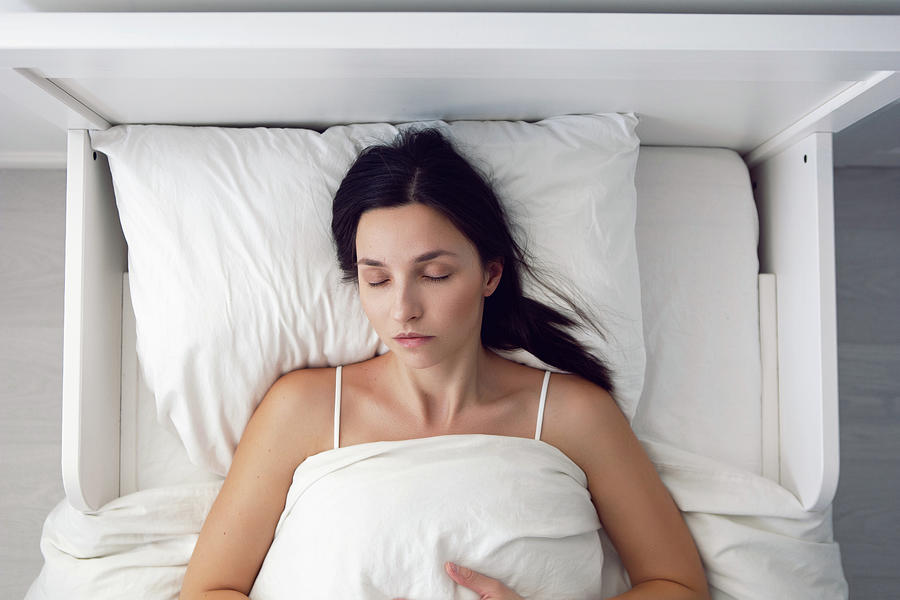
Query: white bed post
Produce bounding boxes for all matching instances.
[750,132,840,512]
[61,130,127,512]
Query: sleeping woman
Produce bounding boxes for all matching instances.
[179,127,710,600]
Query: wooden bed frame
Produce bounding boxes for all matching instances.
[2,11,897,513]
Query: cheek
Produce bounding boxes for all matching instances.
[356,287,374,316]
[359,288,387,319]
[441,279,484,320]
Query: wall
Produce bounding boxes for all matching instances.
[0,168,67,597]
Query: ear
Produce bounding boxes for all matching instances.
[483,258,504,297]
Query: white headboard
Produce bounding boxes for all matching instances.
[0,12,898,168]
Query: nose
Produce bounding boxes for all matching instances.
[391,279,422,323]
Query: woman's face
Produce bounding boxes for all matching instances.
[355,202,502,367]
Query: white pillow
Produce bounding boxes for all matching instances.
[90,113,645,477]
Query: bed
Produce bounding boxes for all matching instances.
[5,9,897,599]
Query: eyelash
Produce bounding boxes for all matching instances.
[367,275,450,288]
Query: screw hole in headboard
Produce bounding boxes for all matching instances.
[803,154,807,163]
[93,151,97,160]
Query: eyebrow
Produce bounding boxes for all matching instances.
[355,249,458,268]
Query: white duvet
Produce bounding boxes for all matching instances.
[25,435,847,599]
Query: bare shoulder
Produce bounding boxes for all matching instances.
[543,371,623,427]
[540,372,633,472]
[262,366,338,461]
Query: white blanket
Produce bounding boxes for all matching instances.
[249,435,608,599]
[25,435,848,599]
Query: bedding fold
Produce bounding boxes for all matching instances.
[248,434,605,600]
[25,435,848,600]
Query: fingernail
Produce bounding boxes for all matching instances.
[448,562,458,575]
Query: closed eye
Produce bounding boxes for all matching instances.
[367,275,450,288]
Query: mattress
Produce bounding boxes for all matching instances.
[122,144,761,494]
[633,146,761,474]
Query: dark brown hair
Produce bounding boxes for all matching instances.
[331,126,615,395]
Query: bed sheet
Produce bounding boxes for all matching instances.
[632,146,762,474]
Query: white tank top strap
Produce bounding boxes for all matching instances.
[535,369,552,441]
[334,365,342,450]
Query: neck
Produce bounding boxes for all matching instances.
[387,343,498,430]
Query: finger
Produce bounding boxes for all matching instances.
[445,561,502,595]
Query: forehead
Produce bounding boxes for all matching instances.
[355,204,471,259]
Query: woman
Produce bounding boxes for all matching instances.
[180,128,710,600]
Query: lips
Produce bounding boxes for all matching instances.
[393,333,434,348]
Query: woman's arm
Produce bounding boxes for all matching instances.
[545,375,711,600]
[608,579,708,599]
[179,369,331,600]
[192,592,250,599]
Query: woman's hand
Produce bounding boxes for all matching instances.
[393,561,525,600]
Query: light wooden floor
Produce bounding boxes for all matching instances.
[0,165,897,598]
[0,169,67,598]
